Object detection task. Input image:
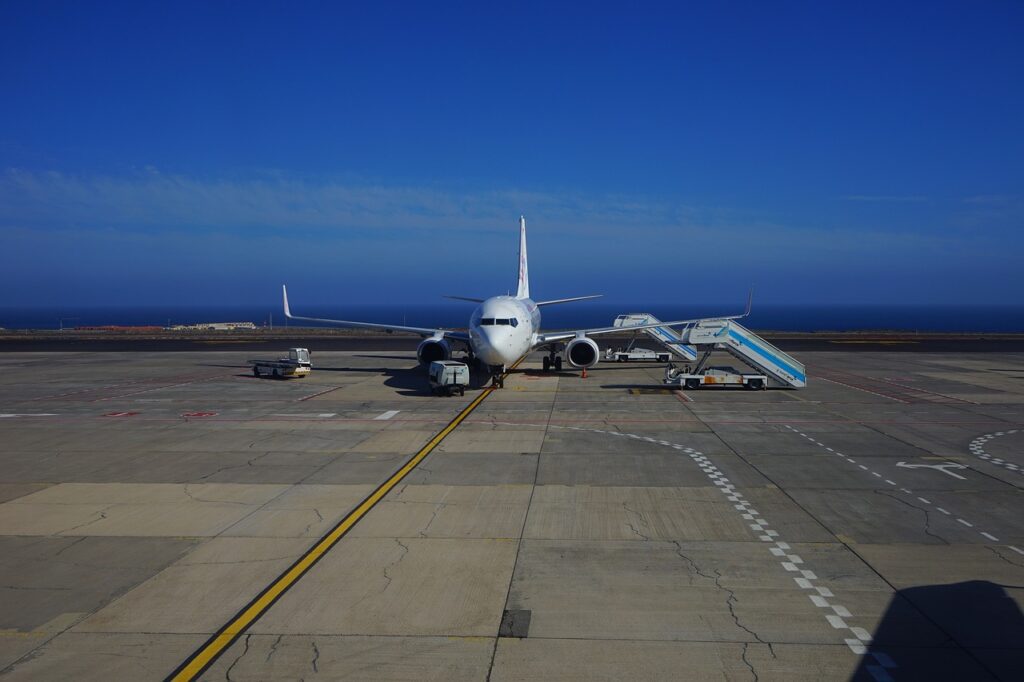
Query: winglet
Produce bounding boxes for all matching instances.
[282,285,293,318]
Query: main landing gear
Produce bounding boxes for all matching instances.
[542,352,563,373]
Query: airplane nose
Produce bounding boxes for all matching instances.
[477,327,512,364]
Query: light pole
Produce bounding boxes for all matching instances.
[58,317,79,331]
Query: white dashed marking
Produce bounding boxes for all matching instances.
[0,413,59,418]
[373,410,401,420]
[506,421,901,678]
[967,430,1022,476]
[785,424,1014,585]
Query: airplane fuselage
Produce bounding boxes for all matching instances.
[468,295,541,368]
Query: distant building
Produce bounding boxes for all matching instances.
[170,322,257,331]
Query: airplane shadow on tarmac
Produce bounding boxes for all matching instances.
[853,579,1023,681]
[314,366,435,396]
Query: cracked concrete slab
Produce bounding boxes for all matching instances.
[222,484,376,538]
[490,638,994,681]
[348,484,532,539]
[1,348,1022,679]
[524,486,834,542]
[0,483,290,537]
[202,634,494,681]
[250,537,517,636]
[0,536,198,632]
[1,632,201,680]
[71,537,311,634]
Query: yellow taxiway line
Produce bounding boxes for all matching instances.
[167,358,524,681]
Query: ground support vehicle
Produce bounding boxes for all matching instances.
[611,313,806,388]
[429,361,470,396]
[664,364,767,390]
[250,348,312,378]
[604,342,671,363]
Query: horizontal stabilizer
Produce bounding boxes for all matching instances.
[443,295,486,303]
[535,294,603,307]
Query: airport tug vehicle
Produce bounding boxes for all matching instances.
[250,348,312,378]
[664,363,767,391]
[428,361,470,396]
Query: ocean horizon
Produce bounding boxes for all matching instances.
[2,304,1022,333]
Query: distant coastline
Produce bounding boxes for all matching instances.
[2,304,1023,334]
[2,327,1023,353]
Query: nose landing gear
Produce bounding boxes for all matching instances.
[489,365,505,388]
[542,352,563,373]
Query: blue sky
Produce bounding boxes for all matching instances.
[2,2,1022,306]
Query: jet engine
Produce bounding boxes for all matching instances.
[565,336,600,369]
[417,338,452,365]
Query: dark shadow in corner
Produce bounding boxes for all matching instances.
[852,579,1023,681]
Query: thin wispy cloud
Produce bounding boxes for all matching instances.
[840,195,929,203]
[0,167,718,235]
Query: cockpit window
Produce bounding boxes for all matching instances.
[479,317,519,327]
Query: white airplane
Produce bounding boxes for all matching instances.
[282,216,750,387]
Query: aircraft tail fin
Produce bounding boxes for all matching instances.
[282,285,292,318]
[516,215,530,299]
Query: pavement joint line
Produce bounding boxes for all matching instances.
[546,422,895,671]
[88,373,235,402]
[815,375,909,403]
[867,375,979,405]
[25,371,215,402]
[783,424,1013,559]
[296,385,345,402]
[165,357,524,682]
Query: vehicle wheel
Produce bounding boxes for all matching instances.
[748,379,764,390]
[273,369,280,379]
[659,355,669,363]
[543,356,551,372]
[253,367,260,377]
[554,356,563,371]
[459,386,465,396]
[684,378,700,390]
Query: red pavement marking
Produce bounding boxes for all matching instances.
[90,373,235,402]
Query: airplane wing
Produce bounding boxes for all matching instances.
[535,294,603,307]
[535,292,752,345]
[282,286,471,341]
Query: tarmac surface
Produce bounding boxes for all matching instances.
[0,347,1021,680]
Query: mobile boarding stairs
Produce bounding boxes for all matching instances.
[612,314,807,388]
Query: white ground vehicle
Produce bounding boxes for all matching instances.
[428,361,470,396]
[250,348,312,378]
[604,343,671,363]
[665,364,767,390]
